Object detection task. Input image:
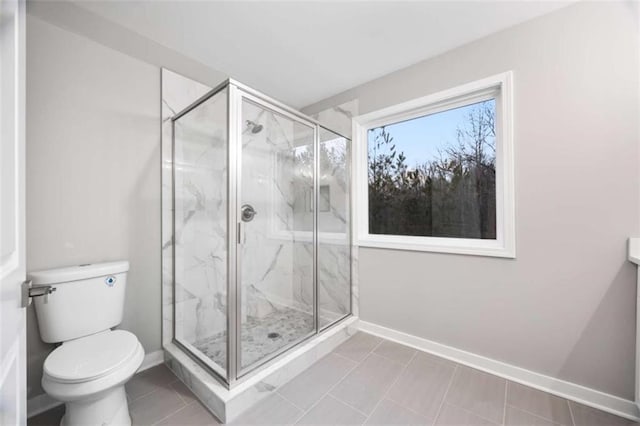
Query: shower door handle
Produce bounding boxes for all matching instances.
[237,222,245,245]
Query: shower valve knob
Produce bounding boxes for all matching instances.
[241,204,257,222]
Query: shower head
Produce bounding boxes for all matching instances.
[246,120,263,134]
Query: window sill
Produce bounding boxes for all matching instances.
[356,235,515,258]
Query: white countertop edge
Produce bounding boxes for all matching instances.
[628,238,640,265]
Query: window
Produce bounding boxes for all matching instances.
[353,72,514,257]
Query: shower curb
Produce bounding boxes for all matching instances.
[164,316,359,422]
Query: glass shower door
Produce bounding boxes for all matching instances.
[237,97,316,373]
[172,87,229,378]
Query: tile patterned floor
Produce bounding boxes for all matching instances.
[28,332,639,425]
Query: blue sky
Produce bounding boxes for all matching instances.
[368,99,495,169]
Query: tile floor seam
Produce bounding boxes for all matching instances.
[383,395,435,422]
[371,337,385,351]
[292,394,366,425]
[150,400,197,426]
[171,381,195,406]
[305,377,367,417]
[441,367,508,425]
[349,335,384,363]
[567,400,577,426]
[502,379,508,425]
[127,370,180,404]
[430,363,459,426]
[128,386,162,405]
[440,401,502,425]
[505,404,567,426]
[127,388,154,403]
[332,336,380,363]
[229,393,299,426]
[331,351,358,363]
[369,348,417,366]
[361,350,421,424]
[326,392,370,418]
[290,353,363,425]
[329,350,406,411]
[127,376,189,425]
[373,340,457,369]
[275,389,309,412]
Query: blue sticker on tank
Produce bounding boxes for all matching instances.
[105,276,116,287]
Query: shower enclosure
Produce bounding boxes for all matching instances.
[170,79,351,387]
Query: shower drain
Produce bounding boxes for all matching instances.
[267,332,281,339]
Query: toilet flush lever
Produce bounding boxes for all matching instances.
[21,280,56,307]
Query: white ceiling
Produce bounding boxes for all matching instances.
[74,0,575,108]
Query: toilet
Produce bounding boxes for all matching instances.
[29,261,144,426]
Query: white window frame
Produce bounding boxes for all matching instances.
[352,71,515,258]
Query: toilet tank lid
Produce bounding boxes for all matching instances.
[28,261,129,285]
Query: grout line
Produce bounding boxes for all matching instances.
[331,351,359,363]
[128,366,179,404]
[268,393,306,423]
[430,363,459,426]
[371,351,412,365]
[326,393,370,418]
[435,367,509,426]
[150,400,197,426]
[128,386,162,405]
[170,381,196,406]
[289,350,362,424]
[258,337,398,425]
[275,390,307,413]
[567,400,576,426]
[362,351,422,424]
[334,336,385,364]
[165,368,223,423]
[502,380,508,425]
[130,380,179,404]
[439,402,501,425]
[370,337,385,351]
[384,396,434,421]
[369,345,418,366]
[505,404,566,426]
[130,370,194,424]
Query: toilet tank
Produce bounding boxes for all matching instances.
[28,261,129,343]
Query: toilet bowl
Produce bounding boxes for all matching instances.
[29,261,144,426]
[42,330,144,425]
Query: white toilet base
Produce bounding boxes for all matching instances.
[60,385,131,426]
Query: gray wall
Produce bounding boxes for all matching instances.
[26,11,202,398]
[24,11,225,401]
[304,1,639,399]
[25,14,160,399]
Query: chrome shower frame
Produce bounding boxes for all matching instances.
[171,78,352,389]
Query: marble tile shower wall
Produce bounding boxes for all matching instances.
[240,101,308,320]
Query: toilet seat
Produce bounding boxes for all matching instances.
[44,330,140,384]
[42,330,144,403]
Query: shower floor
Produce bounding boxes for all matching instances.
[195,307,315,369]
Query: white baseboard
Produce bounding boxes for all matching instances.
[27,349,165,418]
[27,393,61,420]
[138,349,164,372]
[359,321,640,422]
